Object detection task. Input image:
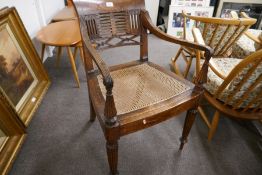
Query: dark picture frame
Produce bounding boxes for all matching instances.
[215,0,262,29]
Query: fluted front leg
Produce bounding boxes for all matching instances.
[106,140,119,175]
[179,108,197,150]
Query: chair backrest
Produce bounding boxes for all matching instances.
[231,11,262,49]
[182,12,257,57]
[72,0,145,50]
[214,49,262,112]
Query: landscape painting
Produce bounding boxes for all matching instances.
[0,25,36,110]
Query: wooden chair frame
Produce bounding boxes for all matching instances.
[72,1,212,174]
[234,12,262,46]
[193,27,262,140]
[171,11,257,78]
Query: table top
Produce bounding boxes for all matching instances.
[36,20,81,46]
[52,6,77,22]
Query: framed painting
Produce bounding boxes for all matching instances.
[215,0,262,29]
[0,94,26,174]
[167,5,214,37]
[0,7,50,126]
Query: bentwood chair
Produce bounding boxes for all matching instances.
[193,27,262,141]
[72,0,212,174]
[171,11,256,78]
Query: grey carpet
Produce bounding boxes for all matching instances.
[9,35,262,175]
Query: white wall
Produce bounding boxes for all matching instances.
[0,0,64,37]
[145,0,160,25]
[37,0,65,24]
[0,0,65,61]
[0,0,41,37]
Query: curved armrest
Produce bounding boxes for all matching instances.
[82,37,113,89]
[140,10,213,85]
[140,10,212,56]
[239,12,261,45]
[82,37,117,124]
[244,31,261,44]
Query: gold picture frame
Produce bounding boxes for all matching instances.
[0,94,26,174]
[0,7,50,126]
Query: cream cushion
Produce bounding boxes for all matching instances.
[232,29,262,59]
[200,57,262,108]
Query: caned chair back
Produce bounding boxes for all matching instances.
[72,0,145,50]
[214,50,262,112]
[182,12,257,57]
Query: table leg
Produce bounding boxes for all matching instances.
[66,46,80,88]
[41,44,46,62]
[73,47,78,61]
[56,46,63,67]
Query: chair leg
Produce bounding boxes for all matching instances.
[171,47,183,76]
[179,108,197,150]
[79,46,85,66]
[197,106,211,128]
[56,46,62,67]
[89,95,96,122]
[106,140,119,175]
[208,110,220,141]
[40,44,46,62]
[183,56,193,78]
[73,46,78,60]
[66,46,80,88]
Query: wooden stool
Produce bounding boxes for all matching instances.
[36,20,83,88]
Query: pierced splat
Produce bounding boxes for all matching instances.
[93,35,140,50]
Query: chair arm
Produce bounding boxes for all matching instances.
[140,10,212,57]
[239,12,261,45]
[82,37,117,125]
[240,12,249,18]
[82,37,113,89]
[140,10,213,85]
[192,28,226,80]
[244,31,262,44]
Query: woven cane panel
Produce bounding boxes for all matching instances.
[98,64,191,115]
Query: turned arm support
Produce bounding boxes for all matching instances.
[140,10,213,85]
[82,37,117,125]
[140,10,212,54]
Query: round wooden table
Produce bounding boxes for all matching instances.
[37,20,83,88]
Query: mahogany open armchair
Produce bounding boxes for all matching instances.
[171,11,256,78]
[72,0,212,174]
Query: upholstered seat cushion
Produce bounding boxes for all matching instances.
[200,58,241,96]
[254,32,262,50]
[232,29,262,59]
[200,58,243,105]
[98,64,191,115]
[200,57,262,108]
